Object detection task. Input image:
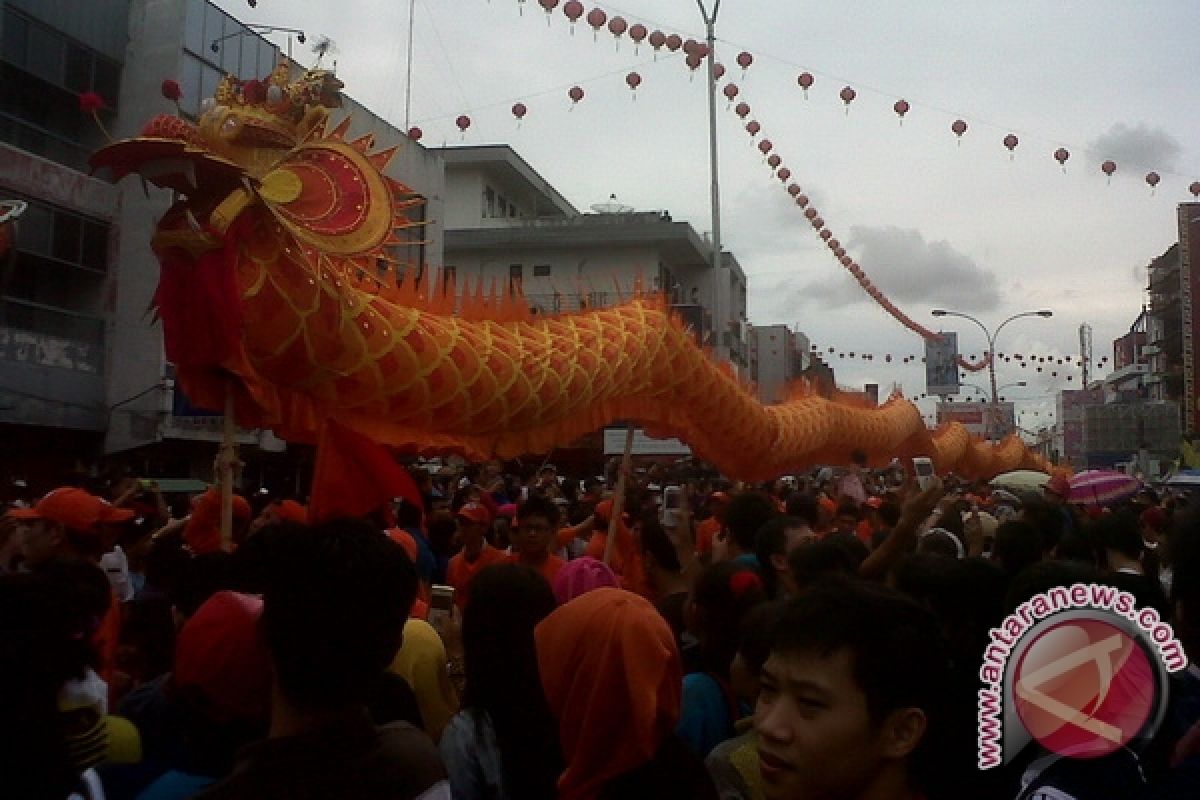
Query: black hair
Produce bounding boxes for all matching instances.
[788,536,860,592]
[784,492,819,527]
[231,521,306,594]
[638,513,681,573]
[425,510,458,558]
[170,551,236,620]
[393,498,424,529]
[1170,507,1200,656]
[1089,509,1144,563]
[768,579,950,790]
[878,501,902,527]
[1020,498,1066,553]
[0,570,93,798]
[755,516,806,599]
[835,501,860,519]
[517,494,561,528]
[1054,529,1099,566]
[691,560,767,676]
[851,449,868,467]
[725,491,777,553]
[462,564,562,800]
[737,601,783,677]
[262,518,417,709]
[993,520,1043,579]
[1004,560,1099,614]
[771,578,948,719]
[918,530,961,559]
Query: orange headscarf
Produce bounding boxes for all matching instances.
[535,587,682,800]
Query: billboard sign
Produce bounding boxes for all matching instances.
[936,401,1016,438]
[926,333,961,397]
[603,428,692,456]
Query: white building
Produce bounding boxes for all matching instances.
[437,145,749,367]
[748,324,809,404]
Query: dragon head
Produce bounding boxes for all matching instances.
[90,63,349,248]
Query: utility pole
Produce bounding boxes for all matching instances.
[696,0,723,361]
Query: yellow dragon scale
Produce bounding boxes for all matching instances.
[90,69,1050,480]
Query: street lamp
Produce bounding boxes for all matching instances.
[931,309,1052,439]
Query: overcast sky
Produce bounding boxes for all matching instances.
[217,0,1200,429]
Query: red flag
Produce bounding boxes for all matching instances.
[308,419,422,524]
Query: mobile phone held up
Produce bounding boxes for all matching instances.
[661,485,682,528]
[429,584,455,630]
[912,457,936,491]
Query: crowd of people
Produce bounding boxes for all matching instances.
[4,452,1200,799]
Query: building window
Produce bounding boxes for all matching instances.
[497,197,508,217]
[533,264,551,277]
[509,264,523,294]
[483,187,496,218]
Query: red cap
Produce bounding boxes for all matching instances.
[710,492,731,505]
[273,499,308,525]
[865,496,883,509]
[594,499,614,523]
[173,591,271,724]
[7,487,134,534]
[386,528,419,562]
[456,502,492,526]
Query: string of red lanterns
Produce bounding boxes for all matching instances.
[487,0,1200,196]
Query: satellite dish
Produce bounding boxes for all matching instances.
[590,193,633,214]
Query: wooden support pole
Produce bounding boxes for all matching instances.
[603,425,636,566]
[219,382,236,552]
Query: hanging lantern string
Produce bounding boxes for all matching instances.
[409,52,674,127]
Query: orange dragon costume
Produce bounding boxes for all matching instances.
[90,66,1050,481]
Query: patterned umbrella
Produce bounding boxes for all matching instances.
[1068,470,1141,507]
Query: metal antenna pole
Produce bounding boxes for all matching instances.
[404,0,417,130]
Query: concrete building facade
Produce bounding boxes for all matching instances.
[438,145,750,367]
[1,0,443,487]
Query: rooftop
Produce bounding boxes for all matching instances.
[431,144,578,219]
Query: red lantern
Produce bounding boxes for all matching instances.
[812,216,824,229]
[1191,181,1200,198]
[797,72,814,97]
[777,167,791,182]
[625,72,641,93]
[723,83,739,102]
[608,16,627,38]
[819,229,832,241]
[745,120,761,136]
[586,8,607,39]
[796,194,809,208]
[1146,171,1161,191]
[839,86,856,112]
[455,114,471,133]
[828,238,840,250]
[841,255,853,266]
[734,102,750,119]
[713,63,726,80]
[695,43,709,59]
[1054,147,1070,170]
[1102,160,1116,180]
[407,126,423,141]
[834,246,846,259]
[666,33,682,51]
[568,85,584,105]
[512,102,527,121]
[161,79,182,102]
[683,38,699,55]
[736,51,753,73]
[951,119,967,140]
[1003,133,1018,158]
[629,23,647,50]
[893,99,909,123]
[649,30,666,54]
[539,0,559,17]
[758,139,773,155]
[804,207,818,220]
[767,154,781,168]
[787,183,801,197]
[685,53,703,73]
[563,0,584,26]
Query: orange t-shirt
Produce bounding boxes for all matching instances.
[446,545,508,608]
[695,517,722,556]
[511,552,565,586]
[585,527,648,598]
[556,519,593,551]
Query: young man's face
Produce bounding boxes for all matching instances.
[755,648,888,800]
[458,519,488,548]
[834,512,858,534]
[512,513,553,560]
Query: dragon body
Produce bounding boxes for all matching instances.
[91,67,1049,480]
